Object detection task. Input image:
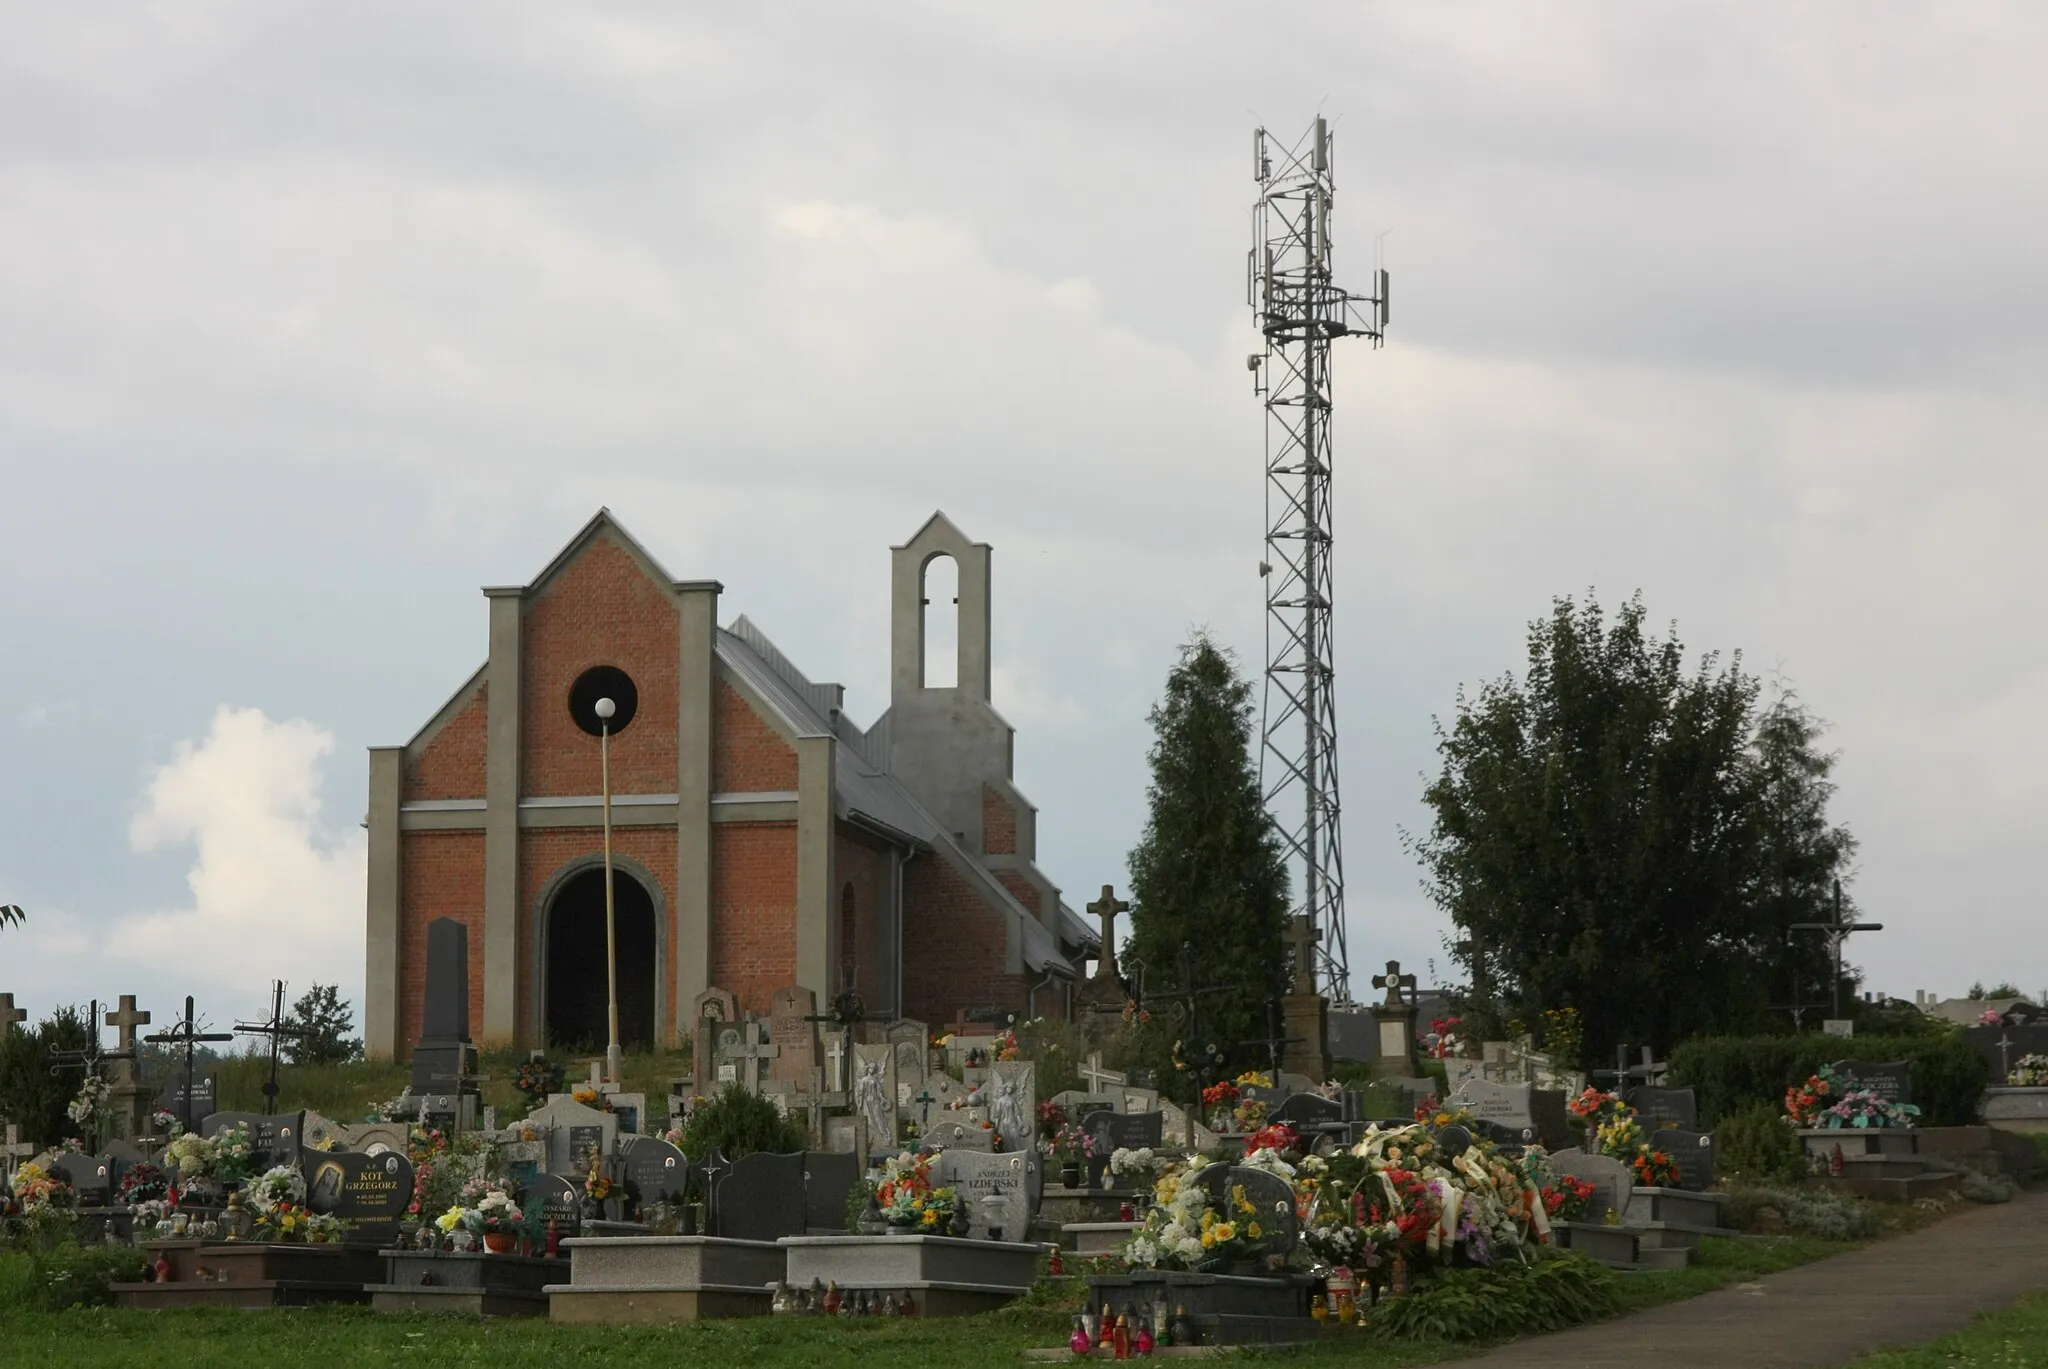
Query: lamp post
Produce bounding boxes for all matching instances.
[596,696,622,1086]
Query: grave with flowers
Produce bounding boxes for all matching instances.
[1783,1060,1959,1202]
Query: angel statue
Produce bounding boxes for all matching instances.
[855,1057,893,1151]
[988,1070,1029,1152]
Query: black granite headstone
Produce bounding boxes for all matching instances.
[52,1154,111,1205]
[713,1150,807,1242]
[159,1074,216,1121]
[1651,1127,1717,1191]
[422,916,471,1041]
[567,1124,605,1171]
[305,1149,415,1246]
[532,1172,581,1232]
[1269,1093,1344,1129]
[1084,1111,1167,1186]
[201,1110,305,1173]
[1828,1060,1913,1107]
[1191,1162,1298,1253]
[802,1150,860,1233]
[100,1140,149,1195]
[621,1136,689,1208]
[1627,1086,1699,1132]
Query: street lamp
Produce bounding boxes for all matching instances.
[1790,879,1883,1022]
[596,695,622,1086]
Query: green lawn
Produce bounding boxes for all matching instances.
[1844,1291,2048,1368]
[0,1234,1857,1369]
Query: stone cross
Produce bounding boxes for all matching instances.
[716,1021,779,1093]
[1284,917,1320,996]
[1087,885,1130,982]
[0,993,25,1044]
[105,996,151,1059]
[585,1060,620,1096]
[0,1124,32,1181]
[824,1032,847,1094]
[1080,1051,1126,1094]
[1373,960,1417,1008]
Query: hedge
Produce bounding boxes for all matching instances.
[1667,1033,1988,1128]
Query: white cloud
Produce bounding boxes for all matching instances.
[117,706,366,1016]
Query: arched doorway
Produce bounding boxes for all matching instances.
[545,867,657,1051]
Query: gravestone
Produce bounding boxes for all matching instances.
[1190,1162,1298,1253]
[919,1118,995,1154]
[1627,1086,1699,1132]
[342,1122,409,1155]
[1448,1079,1536,1135]
[523,1097,618,1176]
[301,1111,346,1152]
[530,1172,581,1232]
[919,1071,967,1113]
[202,1110,306,1173]
[1084,1111,1166,1187]
[1548,1147,1632,1223]
[852,1042,897,1154]
[712,1018,778,1093]
[304,1149,414,1245]
[159,1074,216,1122]
[411,916,479,1101]
[984,1060,1037,1153]
[714,1150,807,1242]
[887,1019,929,1099]
[1531,1089,1572,1150]
[1269,1093,1344,1130]
[1444,1058,1485,1094]
[620,1136,689,1208]
[1119,1086,1161,1116]
[929,1149,1035,1241]
[52,1153,111,1205]
[499,1138,544,1196]
[1829,1059,1913,1107]
[769,986,818,1086]
[803,1150,860,1233]
[1651,1127,1717,1191]
[1049,1090,1117,1121]
[692,985,740,1094]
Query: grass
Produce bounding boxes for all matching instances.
[1845,1291,2048,1368]
[0,1234,1857,1369]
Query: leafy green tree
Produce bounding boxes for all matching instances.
[1123,635,1290,1094]
[283,983,362,1066]
[1412,593,1859,1067]
[0,1004,96,1147]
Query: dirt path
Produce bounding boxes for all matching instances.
[1435,1189,2048,1368]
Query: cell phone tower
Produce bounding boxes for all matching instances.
[1249,116,1387,1004]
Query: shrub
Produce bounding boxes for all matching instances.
[1668,1033,1987,1127]
[1715,1103,1805,1183]
[1724,1184,1881,1240]
[0,1242,148,1310]
[1368,1251,1619,1341]
[682,1083,807,1164]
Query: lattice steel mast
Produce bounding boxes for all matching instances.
[1249,117,1387,1004]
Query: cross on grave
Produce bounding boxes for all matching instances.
[145,996,235,1135]
[0,1124,33,1184]
[1998,1033,2016,1082]
[1080,1051,1126,1094]
[48,998,103,1077]
[0,993,26,1044]
[104,995,151,1055]
[1144,943,1242,1113]
[584,1061,620,1096]
[714,1021,779,1092]
[234,981,309,1115]
[1372,961,1418,1008]
[914,1086,936,1129]
[1087,885,1130,982]
[1284,917,1320,996]
[1240,999,1303,1076]
[824,1034,848,1095]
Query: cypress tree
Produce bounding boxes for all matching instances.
[1124,635,1291,1091]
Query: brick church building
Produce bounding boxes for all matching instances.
[362,510,1096,1058]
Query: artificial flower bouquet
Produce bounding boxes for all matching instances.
[9,1163,76,1212]
[1425,1016,1469,1060]
[1789,1066,1919,1130]
[118,1161,170,1207]
[472,1188,523,1235]
[1109,1146,1171,1189]
[874,1152,957,1229]
[242,1164,307,1216]
[2006,1055,2048,1087]
[1540,1174,1599,1223]
[1630,1149,1681,1188]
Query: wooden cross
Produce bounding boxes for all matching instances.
[0,993,25,1044]
[1372,960,1417,1008]
[1079,1051,1126,1094]
[1087,885,1130,982]
[1284,917,1320,995]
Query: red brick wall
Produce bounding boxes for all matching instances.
[710,822,799,1014]
[521,535,680,798]
[397,830,487,1053]
[995,868,1043,918]
[712,679,798,792]
[518,827,679,1042]
[835,829,889,1002]
[900,855,1029,1024]
[981,783,1017,855]
[405,684,488,801]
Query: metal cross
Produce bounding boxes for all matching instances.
[1371,961,1417,1008]
[1239,999,1303,1076]
[48,998,103,1077]
[145,996,235,1134]
[233,980,309,1115]
[914,1086,935,1129]
[1086,885,1130,982]
[1789,879,1884,1020]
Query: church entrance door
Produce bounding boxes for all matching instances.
[545,867,656,1051]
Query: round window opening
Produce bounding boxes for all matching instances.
[569,665,639,737]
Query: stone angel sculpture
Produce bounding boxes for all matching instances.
[854,1057,893,1152]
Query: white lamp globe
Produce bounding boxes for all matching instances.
[595,697,617,721]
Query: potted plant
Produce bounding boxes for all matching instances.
[1044,1124,1094,1188]
[474,1189,523,1254]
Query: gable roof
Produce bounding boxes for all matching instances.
[716,618,1076,976]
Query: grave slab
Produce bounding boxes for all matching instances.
[546,1236,784,1323]
[779,1234,1039,1316]
[369,1250,567,1317]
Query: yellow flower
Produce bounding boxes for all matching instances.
[1201,1232,1217,1249]
[1214,1222,1237,1243]
[1201,1211,1216,1230]
[1247,1222,1263,1240]
[921,1209,939,1227]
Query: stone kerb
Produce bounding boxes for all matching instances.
[778,1234,1039,1317]
[545,1236,786,1324]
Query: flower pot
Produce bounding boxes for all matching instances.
[483,1232,514,1255]
[1060,1164,1081,1189]
[885,1223,918,1237]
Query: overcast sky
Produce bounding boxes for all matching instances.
[3,4,2045,1041]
